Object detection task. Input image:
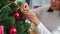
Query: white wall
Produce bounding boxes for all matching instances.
[30,0,50,9]
[16,0,50,9]
[16,0,25,2]
[42,0,50,6]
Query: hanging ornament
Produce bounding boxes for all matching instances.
[13,11,20,20]
[10,0,15,2]
[0,25,4,34]
[9,26,17,34]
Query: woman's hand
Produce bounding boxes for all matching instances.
[20,3,40,26]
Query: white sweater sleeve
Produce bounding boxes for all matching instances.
[36,22,52,34]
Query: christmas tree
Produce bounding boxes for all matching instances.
[0,0,31,34]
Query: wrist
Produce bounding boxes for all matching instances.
[34,19,40,26]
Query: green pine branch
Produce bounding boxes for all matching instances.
[0,0,31,34]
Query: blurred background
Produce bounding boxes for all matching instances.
[16,0,50,9]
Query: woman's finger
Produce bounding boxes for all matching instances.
[25,16,36,23]
[20,3,29,12]
[24,3,29,10]
[23,12,36,16]
[24,12,36,19]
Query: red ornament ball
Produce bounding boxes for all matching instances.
[9,26,17,34]
[13,11,20,20]
[0,25,4,34]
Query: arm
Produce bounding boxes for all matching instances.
[36,22,52,34]
[20,3,52,34]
